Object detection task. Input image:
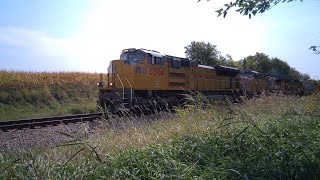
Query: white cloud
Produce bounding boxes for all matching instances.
[0,26,67,57]
[0,26,107,71]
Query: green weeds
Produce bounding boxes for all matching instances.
[1,93,320,179]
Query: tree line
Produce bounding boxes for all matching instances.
[185,41,314,81]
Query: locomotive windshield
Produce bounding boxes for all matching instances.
[120,51,145,65]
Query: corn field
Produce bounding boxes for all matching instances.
[0,70,101,89]
[0,71,101,107]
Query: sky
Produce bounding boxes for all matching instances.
[0,0,319,79]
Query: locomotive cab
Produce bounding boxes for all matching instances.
[120,48,165,66]
[98,48,169,113]
[120,48,146,65]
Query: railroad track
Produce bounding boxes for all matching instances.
[0,113,103,132]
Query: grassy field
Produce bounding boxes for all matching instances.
[0,71,100,120]
[1,93,319,179]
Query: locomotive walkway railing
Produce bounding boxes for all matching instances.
[116,74,125,100]
[125,76,133,102]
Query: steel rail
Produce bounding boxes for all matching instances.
[0,112,103,132]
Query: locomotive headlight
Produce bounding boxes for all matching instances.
[97,81,107,87]
[110,82,113,86]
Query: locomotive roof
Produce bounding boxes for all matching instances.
[123,48,193,61]
[241,69,266,78]
[215,65,240,77]
[139,48,164,57]
[242,69,259,74]
[275,78,301,82]
[198,64,215,70]
[165,55,191,61]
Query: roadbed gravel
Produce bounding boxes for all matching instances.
[0,112,175,153]
[0,120,105,152]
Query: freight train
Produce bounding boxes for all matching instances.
[98,48,241,114]
[240,70,308,96]
[98,48,314,114]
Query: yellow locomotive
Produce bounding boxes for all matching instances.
[98,48,241,113]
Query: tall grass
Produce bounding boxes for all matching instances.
[1,93,320,179]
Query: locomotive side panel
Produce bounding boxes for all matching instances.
[168,68,191,90]
[134,64,168,90]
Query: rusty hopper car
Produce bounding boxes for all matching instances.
[98,48,241,114]
[240,70,269,96]
[273,78,304,95]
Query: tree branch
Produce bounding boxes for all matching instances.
[198,0,302,18]
[309,46,320,54]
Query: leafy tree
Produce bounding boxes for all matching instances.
[270,57,290,76]
[185,41,242,67]
[217,54,228,66]
[219,54,242,68]
[239,52,309,80]
[309,46,320,54]
[301,73,310,81]
[239,52,271,72]
[184,42,312,80]
[239,58,257,71]
[184,41,221,65]
[226,60,242,68]
[198,0,302,19]
[289,67,302,79]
